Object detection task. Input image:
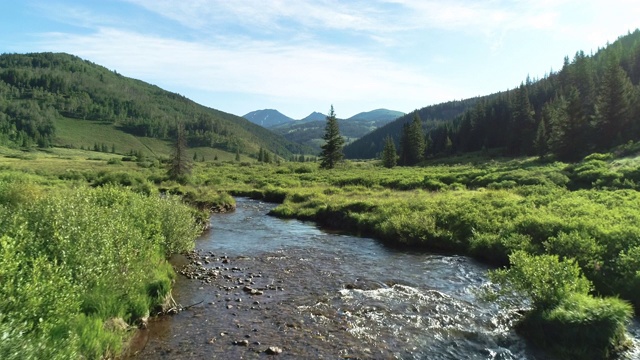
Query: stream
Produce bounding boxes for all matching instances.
[134,198,640,359]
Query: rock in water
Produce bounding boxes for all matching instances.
[265,346,283,355]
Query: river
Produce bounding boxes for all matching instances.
[134,198,640,359]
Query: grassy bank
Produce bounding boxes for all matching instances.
[0,173,201,359]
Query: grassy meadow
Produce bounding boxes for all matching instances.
[2,146,640,358]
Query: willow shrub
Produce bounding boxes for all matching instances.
[487,251,633,359]
[0,181,201,359]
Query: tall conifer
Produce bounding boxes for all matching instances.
[319,105,344,169]
[382,136,397,168]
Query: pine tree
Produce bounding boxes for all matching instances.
[507,84,536,155]
[595,57,634,150]
[319,105,344,169]
[168,122,192,180]
[399,112,425,165]
[534,109,549,158]
[381,136,397,168]
[399,122,410,165]
[408,112,426,163]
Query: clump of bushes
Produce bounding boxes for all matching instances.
[0,180,201,359]
[487,251,632,359]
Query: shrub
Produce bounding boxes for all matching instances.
[0,184,201,359]
[489,251,591,309]
[487,251,632,358]
[520,293,632,360]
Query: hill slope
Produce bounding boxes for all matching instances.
[344,99,481,158]
[346,29,640,161]
[0,52,311,159]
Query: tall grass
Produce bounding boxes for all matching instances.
[0,179,201,359]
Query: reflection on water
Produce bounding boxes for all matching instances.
[135,198,638,359]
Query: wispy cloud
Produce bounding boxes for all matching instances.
[35,27,456,115]
[17,0,640,117]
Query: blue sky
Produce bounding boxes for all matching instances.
[1,1,639,119]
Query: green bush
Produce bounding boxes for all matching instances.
[489,251,591,309]
[0,183,201,359]
[487,251,632,358]
[520,293,632,360]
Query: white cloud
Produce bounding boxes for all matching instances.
[18,0,640,117]
[35,27,456,116]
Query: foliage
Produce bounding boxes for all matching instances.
[513,292,633,360]
[488,251,591,309]
[0,178,201,359]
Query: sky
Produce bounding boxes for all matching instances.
[1,1,640,120]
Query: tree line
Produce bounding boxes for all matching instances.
[347,29,640,163]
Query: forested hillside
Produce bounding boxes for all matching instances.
[344,98,482,158]
[0,53,310,157]
[346,29,640,162]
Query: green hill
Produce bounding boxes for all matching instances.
[0,52,311,160]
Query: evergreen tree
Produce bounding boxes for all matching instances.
[381,136,397,168]
[507,84,536,155]
[168,122,192,180]
[319,105,344,169]
[595,57,634,150]
[534,108,549,158]
[399,122,410,165]
[258,147,264,162]
[400,112,425,165]
[235,149,241,162]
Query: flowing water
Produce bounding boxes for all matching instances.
[134,198,640,359]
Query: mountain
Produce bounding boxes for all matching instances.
[271,108,404,154]
[347,109,404,123]
[345,29,640,161]
[300,112,326,122]
[243,109,294,128]
[0,52,312,159]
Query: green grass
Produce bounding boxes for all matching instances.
[53,117,239,161]
[1,147,639,358]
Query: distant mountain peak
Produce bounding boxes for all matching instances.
[300,111,326,122]
[243,109,294,128]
